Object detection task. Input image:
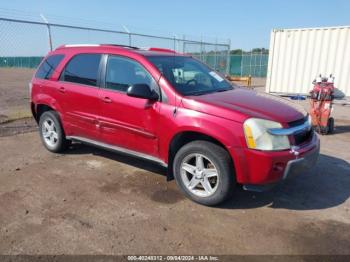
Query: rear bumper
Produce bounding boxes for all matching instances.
[231,131,320,185]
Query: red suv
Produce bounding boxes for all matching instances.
[30,44,320,206]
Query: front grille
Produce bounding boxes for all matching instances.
[288,116,312,145]
[293,129,312,145]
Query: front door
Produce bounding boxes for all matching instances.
[98,55,160,157]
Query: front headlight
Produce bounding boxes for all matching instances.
[243,118,290,151]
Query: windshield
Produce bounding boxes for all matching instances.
[147,56,233,96]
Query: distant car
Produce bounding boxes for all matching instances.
[30,44,320,206]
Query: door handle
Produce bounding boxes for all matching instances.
[58,86,66,93]
[102,96,112,103]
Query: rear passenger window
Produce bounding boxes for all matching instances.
[35,54,64,80]
[105,56,155,92]
[61,54,101,86]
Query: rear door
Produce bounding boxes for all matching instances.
[58,53,102,139]
[98,54,160,157]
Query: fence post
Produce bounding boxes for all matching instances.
[240,52,243,77]
[122,25,132,46]
[182,35,186,53]
[226,39,231,75]
[214,38,218,70]
[249,49,253,77]
[40,14,53,51]
[259,48,263,77]
[200,35,204,61]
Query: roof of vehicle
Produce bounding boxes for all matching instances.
[55,44,190,57]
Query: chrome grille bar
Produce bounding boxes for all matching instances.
[268,120,311,136]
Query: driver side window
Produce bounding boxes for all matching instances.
[105,56,157,93]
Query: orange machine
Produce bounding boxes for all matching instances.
[309,74,335,135]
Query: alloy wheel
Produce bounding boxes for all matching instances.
[180,153,219,197]
[41,118,59,147]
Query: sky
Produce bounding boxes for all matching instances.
[0,0,350,50]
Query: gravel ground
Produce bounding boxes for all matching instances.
[0,125,349,255]
[0,69,349,255]
[0,118,37,137]
[0,68,33,118]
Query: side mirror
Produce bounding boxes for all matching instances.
[127,84,159,101]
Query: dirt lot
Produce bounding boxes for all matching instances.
[0,69,350,255]
[0,68,34,121]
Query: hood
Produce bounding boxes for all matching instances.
[181,88,306,124]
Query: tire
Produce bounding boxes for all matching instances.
[320,126,328,135]
[173,141,235,206]
[39,111,70,153]
[327,117,334,134]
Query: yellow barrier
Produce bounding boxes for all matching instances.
[226,75,252,87]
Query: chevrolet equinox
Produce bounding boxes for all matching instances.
[30,44,320,206]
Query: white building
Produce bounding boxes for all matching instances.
[266,26,350,97]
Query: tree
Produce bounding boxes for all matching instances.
[230,48,269,54]
[230,49,243,55]
[251,48,269,54]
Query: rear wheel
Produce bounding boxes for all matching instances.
[173,141,235,206]
[39,111,70,153]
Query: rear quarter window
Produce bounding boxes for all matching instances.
[35,54,64,80]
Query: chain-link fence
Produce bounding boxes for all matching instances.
[0,16,231,74]
[230,50,269,77]
[183,41,230,74]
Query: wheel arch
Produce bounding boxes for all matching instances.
[33,103,55,123]
[32,93,64,122]
[166,130,235,181]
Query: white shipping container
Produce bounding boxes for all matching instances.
[266,26,350,97]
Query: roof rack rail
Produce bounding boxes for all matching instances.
[56,44,177,53]
[101,44,140,49]
[57,44,101,48]
[56,44,140,50]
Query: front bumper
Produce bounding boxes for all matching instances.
[231,131,320,185]
[282,142,320,180]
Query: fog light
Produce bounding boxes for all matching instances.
[273,162,285,172]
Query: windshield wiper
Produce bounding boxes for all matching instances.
[215,88,232,93]
[187,90,216,96]
[185,86,233,96]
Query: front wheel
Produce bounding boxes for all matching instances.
[173,141,235,206]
